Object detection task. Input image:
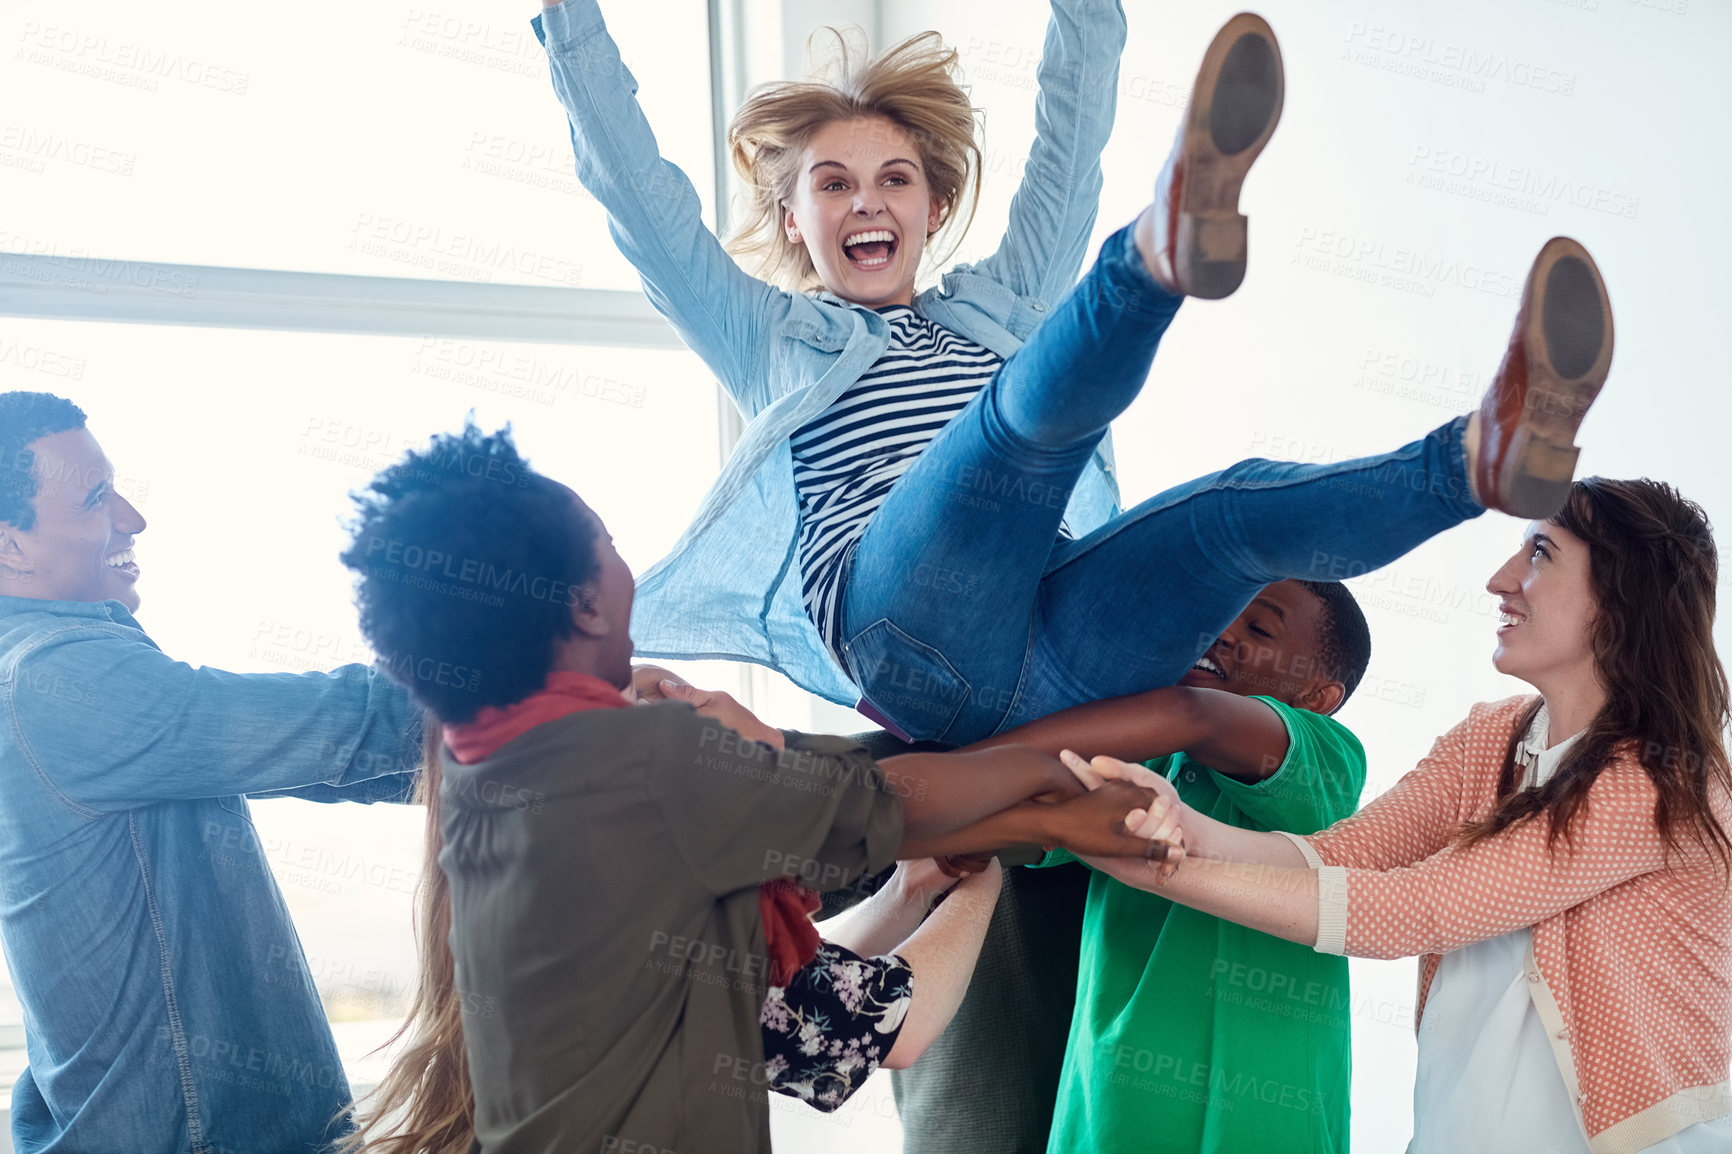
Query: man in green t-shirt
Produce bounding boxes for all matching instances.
[962,578,1372,1153]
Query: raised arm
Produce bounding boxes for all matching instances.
[966,685,1291,782]
[965,0,1128,304]
[811,858,1005,1069]
[866,859,1003,1070]
[534,0,785,410]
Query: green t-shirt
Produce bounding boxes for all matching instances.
[1041,697,1366,1154]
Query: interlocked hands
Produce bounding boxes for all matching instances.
[1058,750,1188,884]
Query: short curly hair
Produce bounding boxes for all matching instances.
[0,392,88,529]
[1294,580,1372,706]
[340,421,599,723]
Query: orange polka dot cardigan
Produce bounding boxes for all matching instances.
[1284,696,1731,1153]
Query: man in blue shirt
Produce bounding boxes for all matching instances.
[0,391,423,1152]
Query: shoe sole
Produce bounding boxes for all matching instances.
[1499,237,1615,518]
[1174,13,1285,299]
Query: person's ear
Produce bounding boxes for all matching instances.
[1297,679,1347,717]
[927,194,944,236]
[568,585,608,639]
[783,205,802,244]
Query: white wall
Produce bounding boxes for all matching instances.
[807,0,1730,1146]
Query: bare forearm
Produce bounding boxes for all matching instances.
[897,801,1046,861]
[966,687,1291,783]
[904,780,1170,861]
[963,689,1205,762]
[883,863,1003,1068]
[1188,814,1311,867]
[1111,790,1309,867]
[1084,854,1319,947]
[883,746,1065,847]
[817,872,933,959]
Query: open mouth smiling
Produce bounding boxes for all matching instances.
[842,229,898,271]
[105,547,139,577]
[1190,654,1228,680]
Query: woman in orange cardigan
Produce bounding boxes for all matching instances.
[1070,476,1732,1154]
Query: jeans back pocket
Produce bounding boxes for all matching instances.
[842,618,971,743]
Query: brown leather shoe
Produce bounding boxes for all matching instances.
[1474,237,1614,519]
[1151,13,1284,299]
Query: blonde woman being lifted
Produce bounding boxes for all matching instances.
[536,0,1613,751]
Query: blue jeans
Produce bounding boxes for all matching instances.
[839,224,1484,744]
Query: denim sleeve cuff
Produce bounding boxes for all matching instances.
[1277,830,1325,869]
[531,0,605,52]
[1315,865,1348,955]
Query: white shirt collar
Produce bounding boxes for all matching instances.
[1516,701,1586,788]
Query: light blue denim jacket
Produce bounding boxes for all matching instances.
[535,0,1128,706]
[0,596,421,1153]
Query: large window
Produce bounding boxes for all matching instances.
[2,0,715,290]
[0,0,734,1125]
[0,3,875,1142]
[5,1,1731,1151]
[0,314,725,1047]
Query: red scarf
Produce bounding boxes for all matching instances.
[442,672,820,986]
[443,671,630,763]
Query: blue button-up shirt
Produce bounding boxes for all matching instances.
[0,596,421,1153]
[535,0,1129,707]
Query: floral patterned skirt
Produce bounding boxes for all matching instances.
[760,940,914,1113]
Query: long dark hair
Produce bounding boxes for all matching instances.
[338,727,475,1154]
[1459,477,1732,870]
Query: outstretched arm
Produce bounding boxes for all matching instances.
[644,674,1162,864]
[966,686,1291,782]
[1061,751,1308,868]
[1087,853,1320,945]
[534,0,783,410]
[1070,700,1517,873]
[883,747,1157,861]
[1050,703,1500,872]
[1090,757,1674,959]
[14,634,423,811]
[968,0,1128,304]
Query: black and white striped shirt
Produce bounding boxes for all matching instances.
[791,306,1003,661]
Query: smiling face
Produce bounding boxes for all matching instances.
[1178,580,1345,715]
[0,427,147,610]
[1486,521,1599,693]
[781,116,944,308]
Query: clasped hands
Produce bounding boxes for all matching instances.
[632,664,1187,877]
[937,753,1188,879]
[1056,750,1188,884]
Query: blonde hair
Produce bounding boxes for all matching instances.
[337,729,475,1154]
[726,28,983,292]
